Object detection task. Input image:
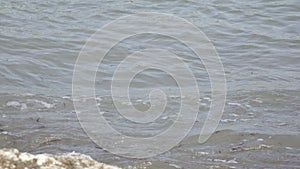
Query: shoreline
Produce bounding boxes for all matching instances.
[0,148,121,169]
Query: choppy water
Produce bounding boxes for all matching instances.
[1,0,300,168]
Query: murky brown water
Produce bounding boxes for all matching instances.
[1,0,300,168]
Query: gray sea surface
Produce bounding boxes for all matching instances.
[1,0,300,168]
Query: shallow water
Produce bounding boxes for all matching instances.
[1,0,300,168]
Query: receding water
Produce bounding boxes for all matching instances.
[1,0,300,168]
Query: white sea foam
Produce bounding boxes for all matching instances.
[228,102,242,106]
[6,101,21,107]
[20,103,27,110]
[33,100,54,109]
